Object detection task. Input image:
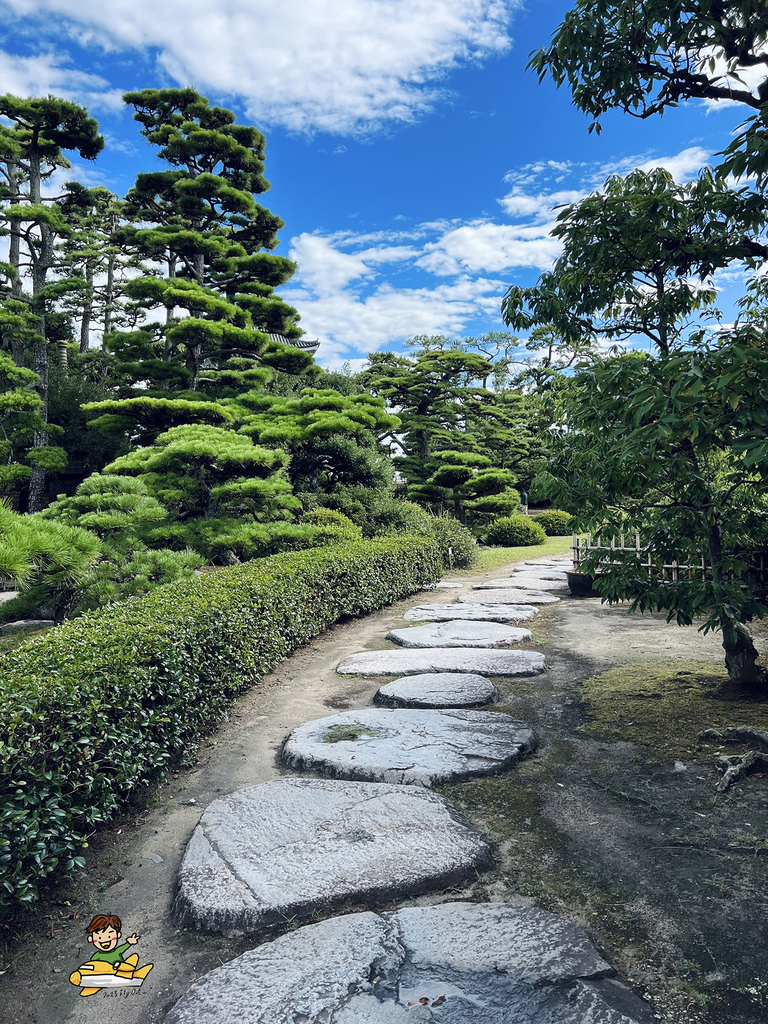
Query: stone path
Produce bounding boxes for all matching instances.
[165,902,654,1024]
[335,647,546,676]
[403,602,537,622]
[173,778,492,938]
[161,549,649,1023]
[374,672,499,708]
[386,620,533,648]
[281,707,535,785]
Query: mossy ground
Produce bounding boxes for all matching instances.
[580,660,768,762]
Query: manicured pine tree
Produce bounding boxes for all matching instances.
[0,95,103,510]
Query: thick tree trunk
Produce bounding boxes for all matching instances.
[103,256,115,337]
[707,519,764,691]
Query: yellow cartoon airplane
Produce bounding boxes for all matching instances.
[69,914,153,997]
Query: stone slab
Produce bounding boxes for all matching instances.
[282,708,535,786]
[460,589,560,605]
[386,620,532,649]
[430,581,464,589]
[165,902,653,1024]
[475,576,569,592]
[336,648,545,676]
[404,603,538,623]
[374,673,499,708]
[173,779,492,938]
[511,567,569,580]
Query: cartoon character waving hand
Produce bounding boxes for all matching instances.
[69,914,153,997]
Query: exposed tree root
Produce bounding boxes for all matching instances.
[698,727,768,791]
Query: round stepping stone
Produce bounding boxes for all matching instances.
[374,672,499,708]
[460,589,560,605]
[476,575,568,592]
[336,648,545,676]
[173,778,491,938]
[386,620,532,648]
[282,708,535,786]
[164,903,654,1024]
[404,603,537,623]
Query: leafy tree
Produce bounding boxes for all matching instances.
[529,0,768,180]
[0,347,50,492]
[509,4,768,690]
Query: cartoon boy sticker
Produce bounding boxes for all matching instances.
[69,914,153,997]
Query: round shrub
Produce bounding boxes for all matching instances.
[301,508,361,535]
[532,509,573,536]
[426,514,478,569]
[485,515,546,547]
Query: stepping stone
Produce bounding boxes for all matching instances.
[374,672,499,708]
[478,575,569,592]
[336,648,545,676]
[164,903,654,1024]
[511,567,569,580]
[282,708,535,786]
[173,779,491,938]
[460,589,560,605]
[404,603,537,623]
[429,581,463,589]
[386,620,532,649]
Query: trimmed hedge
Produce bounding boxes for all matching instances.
[532,510,573,536]
[485,515,547,547]
[0,537,440,916]
[426,514,478,569]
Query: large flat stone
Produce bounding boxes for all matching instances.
[460,589,560,605]
[282,708,535,786]
[374,673,499,708]
[386,620,532,649]
[511,567,569,581]
[165,903,654,1024]
[404,603,537,623]
[475,575,569,592]
[336,648,545,676]
[173,779,491,938]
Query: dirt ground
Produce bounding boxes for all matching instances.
[2,556,768,1024]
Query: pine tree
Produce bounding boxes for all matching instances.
[0,95,103,510]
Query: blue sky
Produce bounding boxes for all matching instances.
[0,0,755,368]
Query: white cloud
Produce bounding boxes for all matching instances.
[283,275,504,363]
[700,46,767,111]
[0,48,123,110]
[498,188,584,220]
[420,220,562,274]
[594,146,711,184]
[2,0,518,134]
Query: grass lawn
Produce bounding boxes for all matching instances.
[473,534,573,572]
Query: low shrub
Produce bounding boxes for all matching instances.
[426,513,478,569]
[532,509,573,536]
[485,515,546,547]
[0,536,440,916]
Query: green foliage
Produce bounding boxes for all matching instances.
[0,536,440,915]
[425,513,478,569]
[532,509,573,536]
[486,515,546,547]
[0,504,101,622]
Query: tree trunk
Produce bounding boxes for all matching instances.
[28,146,51,513]
[707,519,764,690]
[103,256,115,337]
[79,260,94,352]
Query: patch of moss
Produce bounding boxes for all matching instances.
[580,661,768,760]
[323,724,381,744]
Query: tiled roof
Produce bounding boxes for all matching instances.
[267,332,320,355]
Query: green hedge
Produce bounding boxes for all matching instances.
[0,537,440,916]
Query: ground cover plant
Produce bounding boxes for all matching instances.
[475,534,572,572]
[0,535,440,917]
